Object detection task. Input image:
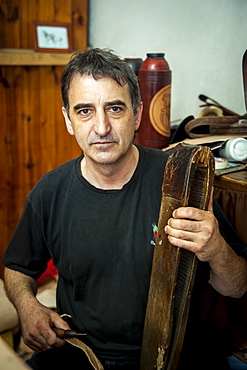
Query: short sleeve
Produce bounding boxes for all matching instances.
[2,199,51,279]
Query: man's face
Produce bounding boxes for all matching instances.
[62,74,142,166]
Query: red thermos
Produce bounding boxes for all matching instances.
[135,53,171,149]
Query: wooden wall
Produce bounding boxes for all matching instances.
[0,0,88,278]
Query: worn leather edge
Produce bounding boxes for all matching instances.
[65,337,104,370]
[167,146,215,370]
[184,116,244,138]
[140,143,215,370]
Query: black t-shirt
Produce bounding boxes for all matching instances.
[3,146,168,355]
[3,145,247,366]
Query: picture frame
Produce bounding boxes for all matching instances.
[32,21,73,53]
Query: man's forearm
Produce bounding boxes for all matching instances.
[4,267,70,352]
[4,267,39,314]
[209,242,247,298]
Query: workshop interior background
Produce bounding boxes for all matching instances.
[0,0,247,279]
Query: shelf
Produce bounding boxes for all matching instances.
[0,48,73,66]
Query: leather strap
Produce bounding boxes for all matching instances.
[65,337,104,370]
[58,314,104,369]
[184,115,247,138]
[140,143,215,370]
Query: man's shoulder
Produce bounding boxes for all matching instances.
[30,156,82,196]
[138,145,169,158]
[138,145,170,167]
[41,156,80,180]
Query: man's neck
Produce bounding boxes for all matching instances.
[80,145,139,190]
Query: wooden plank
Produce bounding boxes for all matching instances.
[72,0,88,51]
[0,0,88,50]
[0,0,87,280]
[0,66,22,278]
[0,2,6,46]
[19,0,29,48]
[54,0,72,23]
[0,0,21,48]
[38,65,81,173]
[40,66,60,172]
[0,66,10,278]
[19,0,38,49]
[38,0,55,22]
[54,65,82,164]
[0,49,73,65]
[22,66,41,188]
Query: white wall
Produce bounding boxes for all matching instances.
[89,0,247,124]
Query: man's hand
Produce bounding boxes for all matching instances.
[4,268,70,352]
[164,190,247,298]
[20,301,71,352]
[164,191,221,262]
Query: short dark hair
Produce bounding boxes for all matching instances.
[61,48,141,116]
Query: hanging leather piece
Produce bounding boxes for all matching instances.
[140,143,215,370]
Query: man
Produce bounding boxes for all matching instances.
[3,48,247,370]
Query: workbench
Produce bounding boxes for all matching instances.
[214,169,247,246]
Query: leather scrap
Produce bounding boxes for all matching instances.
[184,116,247,138]
[65,337,104,370]
[59,314,104,369]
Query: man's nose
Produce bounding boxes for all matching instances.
[94,111,111,137]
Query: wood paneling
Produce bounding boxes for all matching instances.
[0,0,88,278]
[0,0,88,50]
[72,0,88,51]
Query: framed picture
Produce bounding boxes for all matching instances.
[32,21,73,53]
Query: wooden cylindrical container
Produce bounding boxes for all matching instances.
[135,53,171,149]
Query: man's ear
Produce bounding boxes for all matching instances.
[134,102,143,131]
[62,107,74,136]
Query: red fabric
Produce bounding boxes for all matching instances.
[37,259,58,284]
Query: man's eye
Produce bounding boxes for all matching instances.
[80,109,90,115]
[109,106,122,113]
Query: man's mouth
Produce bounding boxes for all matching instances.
[93,141,114,145]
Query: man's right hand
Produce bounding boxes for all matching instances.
[20,301,71,352]
[4,268,71,352]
